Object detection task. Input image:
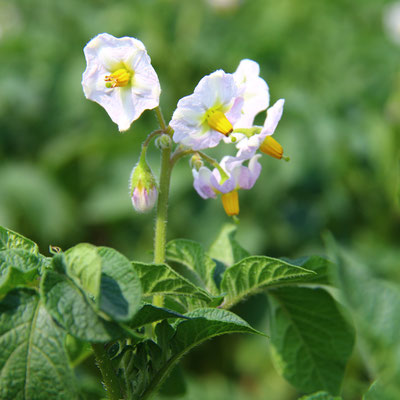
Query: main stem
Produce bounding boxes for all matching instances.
[153,107,172,308]
[92,343,122,400]
[153,146,172,266]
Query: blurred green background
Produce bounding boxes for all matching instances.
[1,0,399,398]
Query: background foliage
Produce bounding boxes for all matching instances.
[0,0,399,399]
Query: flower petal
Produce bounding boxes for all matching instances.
[82,33,160,132]
[261,99,285,136]
[233,59,270,128]
[193,167,217,199]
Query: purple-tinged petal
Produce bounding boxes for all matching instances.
[193,167,217,199]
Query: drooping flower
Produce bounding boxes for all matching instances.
[234,99,286,161]
[192,155,261,216]
[232,59,270,128]
[129,149,158,213]
[170,70,243,150]
[82,33,161,132]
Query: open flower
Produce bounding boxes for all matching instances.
[170,70,243,150]
[82,33,161,132]
[232,59,270,128]
[192,155,261,216]
[234,99,285,161]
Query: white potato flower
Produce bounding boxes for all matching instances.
[82,33,161,132]
[170,70,243,150]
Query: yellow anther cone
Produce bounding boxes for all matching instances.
[221,190,239,216]
[105,68,132,88]
[260,136,283,159]
[207,111,233,136]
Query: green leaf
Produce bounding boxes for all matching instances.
[166,239,218,294]
[0,225,39,253]
[41,267,127,342]
[64,243,102,300]
[268,287,354,395]
[208,223,250,266]
[0,289,78,399]
[97,247,142,322]
[362,380,400,400]
[220,256,316,308]
[330,245,400,395]
[171,308,265,353]
[132,261,212,304]
[129,304,187,330]
[299,392,342,400]
[280,255,334,285]
[65,335,93,367]
[158,365,187,397]
[333,248,400,349]
[63,245,142,323]
[131,308,263,399]
[0,249,43,296]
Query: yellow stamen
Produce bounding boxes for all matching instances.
[260,136,283,159]
[105,68,132,88]
[221,190,239,216]
[206,110,233,136]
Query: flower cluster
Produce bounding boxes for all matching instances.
[82,33,287,216]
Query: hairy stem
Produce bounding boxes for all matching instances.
[153,107,173,308]
[92,343,122,400]
[143,129,163,147]
[154,106,167,131]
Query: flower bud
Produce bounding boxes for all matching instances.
[155,134,172,150]
[129,149,158,213]
[189,154,204,171]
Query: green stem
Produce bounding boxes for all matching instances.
[154,106,167,131]
[92,343,122,400]
[197,151,229,182]
[153,107,173,308]
[153,146,172,264]
[143,129,163,147]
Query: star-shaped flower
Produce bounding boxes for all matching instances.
[170,70,243,150]
[82,33,161,132]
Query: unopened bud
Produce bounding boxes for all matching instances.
[155,134,172,150]
[190,154,204,171]
[129,149,158,213]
